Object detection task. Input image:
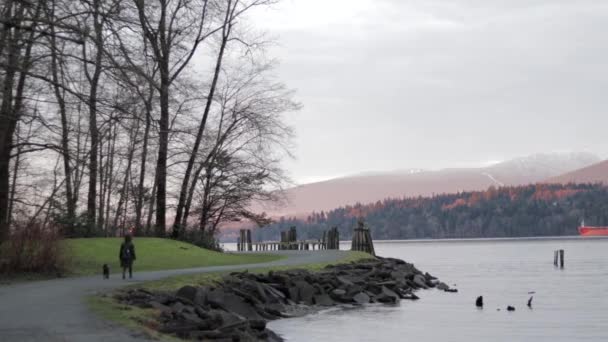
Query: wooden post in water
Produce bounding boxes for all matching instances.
[289,226,297,250]
[280,231,287,250]
[325,226,340,250]
[559,249,565,268]
[553,250,558,266]
[246,229,252,251]
[351,218,375,256]
[240,230,244,252]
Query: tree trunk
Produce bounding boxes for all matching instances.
[146,172,157,236]
[0,2,34,240]
[49,10,76,232]
[86,0,104,236]
[0,6,22,242]
[172,3,233,238]
[134,88,153,235]
[103,123,117,235]
[112,121,139,234]
[154,74,169,237]
[7,123,21,224]
[97,130,105,232]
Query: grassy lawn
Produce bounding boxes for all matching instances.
[89,250,374,340]
[64,238,283,276]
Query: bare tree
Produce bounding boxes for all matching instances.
[0,0,295,245]
[0,0,42,241]
[187,61,298,234]
[126,0,216,236]
[46,0,77,233]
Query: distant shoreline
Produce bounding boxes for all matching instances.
[222,235,608,247]
[370,235,608,244]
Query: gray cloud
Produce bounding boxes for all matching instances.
[251,0,608,183]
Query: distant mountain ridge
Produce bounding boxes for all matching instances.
[546,159,608,184]
[258,152,600,217]
[252,183,608,242]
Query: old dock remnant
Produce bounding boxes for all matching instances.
[251,226,344,251]
[351,218,375,255]
[324,226,340,250]
[237,229,252,251]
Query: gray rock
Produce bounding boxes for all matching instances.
[314,294,334,306]
[249,319,266,330]
[401,293,419,300]
[287,287,299,302]
[180,312,204,325]
[413,274,428,289]
[149,301,172,313]
[336,276,354,287]
[331,289,346,296]
[376,286,399,304]
[353,292,370,304]
[206,289,263,321]
[294,280,315,305]
[176,285,198,303]
[171,302,186,312]
[436,282,450,291]
[263,284,287,302]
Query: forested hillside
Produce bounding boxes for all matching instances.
[253,183,608,241]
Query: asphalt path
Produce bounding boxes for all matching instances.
[0,250,347,342]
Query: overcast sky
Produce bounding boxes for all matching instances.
[250,0,608,184]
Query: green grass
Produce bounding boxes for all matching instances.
[86,295,182,342]
[63,238,283,276]
[89,250,374,341]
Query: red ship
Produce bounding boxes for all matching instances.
[578,221,608,236]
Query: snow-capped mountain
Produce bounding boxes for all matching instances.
[253,152,601,217]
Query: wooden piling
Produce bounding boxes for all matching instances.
[559,249,564,268]
[246,229,252,251]
[351,219,375,256]
[554,250,558,266]
[289,226,297,250]
[326,226,339,250]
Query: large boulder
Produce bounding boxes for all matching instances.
[293,280,316,305]
[353,292,370,304]
[206,289,263,321]
[436,282,450,291]
[314,294,334,306]
[176,285,198,303]
[374,286,399,304]
[413,274,429,289]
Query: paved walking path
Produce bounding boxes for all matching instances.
[0,250,347,342]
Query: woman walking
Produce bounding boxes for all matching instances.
[119,235,136,279]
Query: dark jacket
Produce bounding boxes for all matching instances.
[119,242,136,266]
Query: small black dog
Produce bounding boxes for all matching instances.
[102,264,110,279]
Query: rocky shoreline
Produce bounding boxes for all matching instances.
[116,257,455,341]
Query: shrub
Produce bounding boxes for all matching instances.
[0,222,68,276]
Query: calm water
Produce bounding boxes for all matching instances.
[268,237,608,341]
